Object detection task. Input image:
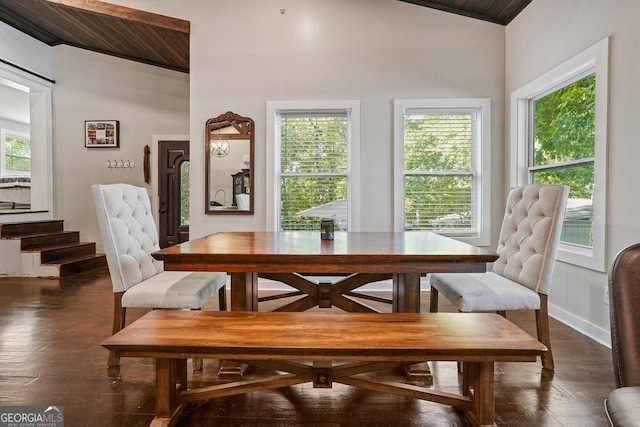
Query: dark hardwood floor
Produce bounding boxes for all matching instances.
[0,272,613,426]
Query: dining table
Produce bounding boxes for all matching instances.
[152,231,497,311]
[153,231,498,379]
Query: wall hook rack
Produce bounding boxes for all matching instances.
[107,159,135,169]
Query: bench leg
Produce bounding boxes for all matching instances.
[151,358,187,427]
[463,361,495,426]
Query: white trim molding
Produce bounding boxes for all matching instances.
[510,37,609,272]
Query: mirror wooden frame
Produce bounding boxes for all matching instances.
[205,111,254,215]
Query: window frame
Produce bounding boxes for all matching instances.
[0,128,31,176]
[393,98,492,246]
[510,37,609,272]
[266,100,361,232]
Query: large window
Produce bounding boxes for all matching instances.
[0,129,30,176]
[531,74,595,247]
[511,38,609,271]
[394,99,491,246]
[266,101,360,232]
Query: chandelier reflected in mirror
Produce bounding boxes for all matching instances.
[210,138,230,157]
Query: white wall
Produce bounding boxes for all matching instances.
[108,0,505,239]
[0,119,28,134]
[506,0,640,345]
[0,21,52,79]
[51,46,190,245]
[0,84,29,125]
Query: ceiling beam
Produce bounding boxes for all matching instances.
[43,0,189,33]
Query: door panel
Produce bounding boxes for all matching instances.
[159,140,189,248]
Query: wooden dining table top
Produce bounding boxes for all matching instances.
[152,231,498,274]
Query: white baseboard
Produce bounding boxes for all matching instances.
[549,302,611,348]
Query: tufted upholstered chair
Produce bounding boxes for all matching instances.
[92,183,227,368]
[430,184,569,371]
[605,243,640,426]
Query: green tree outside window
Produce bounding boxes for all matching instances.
[279,114,348,231]
[5,134,30,173]
[180,161,189,226]
[403,112,477,233]
[532,73,595,247]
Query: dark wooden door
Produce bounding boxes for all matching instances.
[158,140,189,248]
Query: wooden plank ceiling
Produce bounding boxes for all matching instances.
[0,0,532,74]
[398,0,533,26]
[0,0,190,73]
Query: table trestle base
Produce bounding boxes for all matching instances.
[258,273,393,313]
[153,359,496,427]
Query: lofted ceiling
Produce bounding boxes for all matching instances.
[0,0,532,75]
[0,0,190,73]
[398,0,533,25]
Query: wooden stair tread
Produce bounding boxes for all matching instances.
[57,254,108,277]
[38,242,96,252]
[42,253,106,266]
[39,243,98,264]
[37,241,94,247]
[20,231,80,251]
[0,220,64,238]
[0,219,105,278]
[19,230,78,239]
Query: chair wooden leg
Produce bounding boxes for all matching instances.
[536,294,554,371]
[218,285,227,311]
[188,307,205,371]
[429,287,439,313]
[109,292,126,367]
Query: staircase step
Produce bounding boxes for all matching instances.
[1,219,105,278]
[40,242,98,263]
[0,220,64,239]
[55,254,108,277]
[20,231,80,251]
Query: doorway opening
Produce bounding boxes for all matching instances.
[158,140,189,248]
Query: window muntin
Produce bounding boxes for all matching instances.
[394,99,491,246]
[269,104,358,232]
[529,73,596,248]
[403,110,479,234]
[1,130,30,176]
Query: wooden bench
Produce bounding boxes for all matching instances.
[102,311,546,427]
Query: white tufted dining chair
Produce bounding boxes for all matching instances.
[429,184,569,371]
[92,183,227,368]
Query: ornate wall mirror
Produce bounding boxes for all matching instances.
[205,111,254,215]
